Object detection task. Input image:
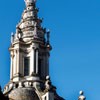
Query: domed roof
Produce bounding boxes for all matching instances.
[9,87,39,100]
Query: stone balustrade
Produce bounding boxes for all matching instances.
[3,80,42,94]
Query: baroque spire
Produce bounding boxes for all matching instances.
[12,0,46,43]
[8,0,52,82]
[3,1,64,100]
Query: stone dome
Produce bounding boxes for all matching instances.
[9,87,40,100]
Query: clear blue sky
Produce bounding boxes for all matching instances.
[0,0,100,99]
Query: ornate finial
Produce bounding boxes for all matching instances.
[16,26,22,40]
[78,91,86,100]
[46,75,50,80]
[11,32,14,36]
[45,76,52,92]
[79,91,84,95]
[11,32,14,44]
[46,29,52,50]
[24,0,36,6]
[47,29,50,44]
[45,76,56,93]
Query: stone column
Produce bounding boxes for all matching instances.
[10,56,13,79]
[13,50,16,76]
[15,50,17,75]
[45,52,49,77]
[47,54,49,76]
[36,49,38,74]
[10,51,14,79]
[30,48,35,75]
[43,56,46,77]
[17,50,20,75]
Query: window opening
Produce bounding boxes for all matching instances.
[24,57,30,76]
